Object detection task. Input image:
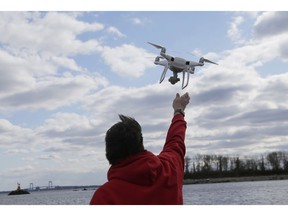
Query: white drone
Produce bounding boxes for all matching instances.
[148,42,218,89]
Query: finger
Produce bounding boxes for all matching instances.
[181,93,188,100]
[182,93,190,103]
[184,93,190,101]
[176,93,180,98]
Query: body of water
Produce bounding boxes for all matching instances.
[1,180,288,205]
[183,179,288,205]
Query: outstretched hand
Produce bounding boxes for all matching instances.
[172,92,190,112]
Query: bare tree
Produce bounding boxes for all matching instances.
[184,156,191,174]
[258,154,266,172]
[202,155,213,171]
[267,152,281,171]
[194,154,202,173]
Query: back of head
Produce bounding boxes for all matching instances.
[105,114,144,165]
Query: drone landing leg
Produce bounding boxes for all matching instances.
[160,65,168,83]
[182,71,190,89]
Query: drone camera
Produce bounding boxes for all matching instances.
[169,77,180,85]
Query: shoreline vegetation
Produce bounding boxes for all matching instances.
[183,151,288,185]
[183,174,288,185]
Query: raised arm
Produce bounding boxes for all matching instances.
[158,93,190,166]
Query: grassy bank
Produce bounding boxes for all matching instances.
[183,174,288,185]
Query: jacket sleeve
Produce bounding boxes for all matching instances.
[158,113,187,171]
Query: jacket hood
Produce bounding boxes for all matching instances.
[107,151,161,186]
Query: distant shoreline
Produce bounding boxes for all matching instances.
[0,185,99,194]
[1,176,287,193]
[183,174,288,185]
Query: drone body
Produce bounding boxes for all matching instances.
[148,42,217,89]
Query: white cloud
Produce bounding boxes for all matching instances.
[50,56,84,72]
[0,11,109,112]
[254,11,288,38]
[0,54,34,95]
[36,112,105,146]
[0,12,155,114]
[1,165,35,178]
[106,26,126,37]
[37,153,61,161]
[255,73,288,107]
[6,149,30,154]
[0,74,107,111]
[100,44,155,77]
[227,16,244,42]
[0,12,156,114]
[0,12,104,56]
[0,119,34,147]
[252,11,288,61]
[131,17,143,25]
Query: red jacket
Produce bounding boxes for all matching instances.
[90,114,187,205]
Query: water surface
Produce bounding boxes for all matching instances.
[1,180,288,205]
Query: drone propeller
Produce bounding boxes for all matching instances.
[147,42,165,50]
[199,57,218,65]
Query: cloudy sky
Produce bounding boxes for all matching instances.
[1,3,288,191]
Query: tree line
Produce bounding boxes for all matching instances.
[184,151,288,179]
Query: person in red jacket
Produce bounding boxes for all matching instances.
[90,92,190,205]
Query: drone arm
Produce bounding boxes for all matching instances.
[189,67,195,74]
[154,57,168,67]
[160,65,169,83]
[199,57,218,65]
